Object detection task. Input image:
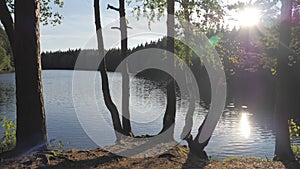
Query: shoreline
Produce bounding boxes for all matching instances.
[0,145,298,169]
[0,70,14,74]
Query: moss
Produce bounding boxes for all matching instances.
[223,156,239,162]
[71,149,78,154]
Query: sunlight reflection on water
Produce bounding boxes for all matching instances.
[240,112,251,139]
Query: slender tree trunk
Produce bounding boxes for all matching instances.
[274,0,294,161]
[94,0,124,140]
[119,0,132,136]
[160,0,176,139]
[14,0,47,151]
[181,0,195,140]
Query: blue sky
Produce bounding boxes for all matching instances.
[0,0,270,51]
[40,0,166,52]
[40,0,264,52]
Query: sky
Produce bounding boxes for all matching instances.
[40,0,167,52]
[41,0,94,51]
[40,0,259,52]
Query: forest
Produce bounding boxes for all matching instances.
[0,26,13,72]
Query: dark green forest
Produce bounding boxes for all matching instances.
[0,27,13,72]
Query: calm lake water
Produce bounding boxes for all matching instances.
[0,70,282,159]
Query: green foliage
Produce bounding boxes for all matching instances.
[0,27,13,72]
[0,115,70,153]
[127,0,166,25]
[209,156,220,162]
[5,0,64,26]
[291,144,300,156]
[289,119,300,138]
[0,46,13,71]
[40,0,64,26]
[0,116,16,153]
[189,0,225,32]
[289,119,300,156]
[48,138,70,149]
[129,0,226,70]
[290,24,300,62]
[128,0,225,32]
[223,156,240,162]
[0,27,12,57]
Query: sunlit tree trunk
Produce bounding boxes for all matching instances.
[180,0,209,159]
[94,0,124,140]
[181,0,194,140]
[274,0,294,161]
[160,0,176,139]
[14,0,47,152]
[107,0,132,137]
[119,0,132,136]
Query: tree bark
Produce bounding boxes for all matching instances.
[160,0,176,139]
[94,0,124,140]
[180,1,209,159]
[181,0,195,140]
[14,0,47,151]
[181,0,196,139]
[185,116,210,159]
[119,0,132,136]
[274,0,294,161]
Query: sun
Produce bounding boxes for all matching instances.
[237,7,261,27]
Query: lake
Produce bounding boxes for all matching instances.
[0,70,284,159]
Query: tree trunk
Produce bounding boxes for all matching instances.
[181,0,195,141]
[14,0,47,152]
[160,0,176,139]
[119,0,132,136]
[94,0,124,140]
[274,0,294,161]
[180,1,211,159]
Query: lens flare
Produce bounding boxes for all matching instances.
[238,7,261,27]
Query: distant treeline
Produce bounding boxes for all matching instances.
[41,38,168,71]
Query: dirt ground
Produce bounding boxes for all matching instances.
[1,144,298,169]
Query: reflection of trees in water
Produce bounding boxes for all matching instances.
[0,74,16,139]
[0,76,15,116]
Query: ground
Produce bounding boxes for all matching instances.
[1,144,298,169]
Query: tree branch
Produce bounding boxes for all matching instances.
[111,26,132,30]
[0,0,15,52]
[111,26,120,30]
[107,4,119,11]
